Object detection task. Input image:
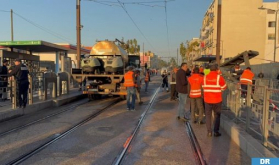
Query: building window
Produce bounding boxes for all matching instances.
[268,33,275,40]
[268,10,275,14]
[268,21,276,27]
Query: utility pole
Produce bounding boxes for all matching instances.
[76,0,81,69]
[216,0,222,66]
[11,9,14,41]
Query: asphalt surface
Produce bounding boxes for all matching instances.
[0,75,252,164]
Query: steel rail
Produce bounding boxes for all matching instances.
[0,99,88,138]
[7,98,121,165]
[185,122,207,165]
[112,87,160,165]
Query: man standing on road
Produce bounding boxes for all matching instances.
[124,66,136,111]
[7,59,29,109]
[176,63,189,121]
[188,67,204,124]
[170,67,178,100]
[202,64,226,137]
[144,69,150,93]
[135,70,143,105]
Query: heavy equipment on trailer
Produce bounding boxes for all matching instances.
[71,39,140,100]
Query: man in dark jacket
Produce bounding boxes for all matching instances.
[0,60,8,100]
[8,59,29,109]
[176,62,189,121]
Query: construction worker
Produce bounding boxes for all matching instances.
[240,67,254,98]
[231,63,243,81]
[188,67,204,124]
[202,64,227,137]
[203,63,210,76]
[134,70,143,105]
[170,67,178,100]
[144,69,150,93]
[124,66,136,111]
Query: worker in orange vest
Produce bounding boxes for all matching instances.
[188,67,204,124]
[240,67,254,98]
[202,64,227,137]
[124,66,136,111]
[144,69,150,93]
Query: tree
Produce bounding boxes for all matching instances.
[123,38,140,54]
[180,42,187,61]
[169,57,178,67]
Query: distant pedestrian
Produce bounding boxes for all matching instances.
[124,66,136,111]
[0,60,8,100]
[188,67,204,124]
[144,69,150,93]
[7,59,29,109]
[161,70,169,92]
[170,68,178,100]
[135,70,143,105]
[202,64,227,137]
[176,63,189,121]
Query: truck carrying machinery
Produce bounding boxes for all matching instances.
[71,39,140,100]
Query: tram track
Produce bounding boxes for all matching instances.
[0,99,90,138]
[112,87,160,165]
[5,98,121,165]
[185,122,207,165]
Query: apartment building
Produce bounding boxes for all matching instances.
[200,0,266,64]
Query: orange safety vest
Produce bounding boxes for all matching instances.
[202,71,227,103]
[188,74,203,98]
[240,69,254,85]
[124,71,135,87]
[144,71,150,82]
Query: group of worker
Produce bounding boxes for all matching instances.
[123,66,151,111]
[173,62,254,137]
[0,59,30,109]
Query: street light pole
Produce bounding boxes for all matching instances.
[76,0,81,69]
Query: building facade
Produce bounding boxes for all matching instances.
[199,0,266,64]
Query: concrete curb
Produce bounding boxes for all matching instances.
[221,114,277,158]
[0,93,85,122]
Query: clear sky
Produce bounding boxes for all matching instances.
[0,0,277,59]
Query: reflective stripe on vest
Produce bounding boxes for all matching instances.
[240,69,254,85]
[124,71,134,87]
[189,74,202,98]
[203,75,221,93]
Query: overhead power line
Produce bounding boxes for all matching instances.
[0,9,10,12]
[12,11,74,43]
[116,0,156,52]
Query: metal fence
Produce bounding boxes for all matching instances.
[222,79,279,150]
